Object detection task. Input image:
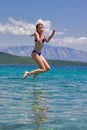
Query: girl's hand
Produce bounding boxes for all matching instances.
[52,29,56,34]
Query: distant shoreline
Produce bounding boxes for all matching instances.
[0,52,87,66]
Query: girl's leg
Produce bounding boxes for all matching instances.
[40,55,50,71]
[22,53,46,80]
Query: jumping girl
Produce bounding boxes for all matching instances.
[22,23,56,80]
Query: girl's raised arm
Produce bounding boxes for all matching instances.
[45,29,56,43]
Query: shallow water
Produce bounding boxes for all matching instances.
[0,65,87,130]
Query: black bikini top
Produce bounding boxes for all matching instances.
[35,38,45,43]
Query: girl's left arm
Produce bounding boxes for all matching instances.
[45,29,56,42]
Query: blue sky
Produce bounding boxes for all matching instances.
[0,0,87,51]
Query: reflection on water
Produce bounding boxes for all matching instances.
[32,84,49,130]
[0,82,49,130]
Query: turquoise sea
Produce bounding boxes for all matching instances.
[0,65,87,130]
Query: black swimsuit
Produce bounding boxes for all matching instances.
[35,38,45,43]
[32,49,41,56]
[32,38,45,56]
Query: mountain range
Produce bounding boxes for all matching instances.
[0,45,87,62]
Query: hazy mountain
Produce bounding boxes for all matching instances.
[0,45,87,62]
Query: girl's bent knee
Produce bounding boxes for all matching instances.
[41,66,50,72]
[41,68,46,72]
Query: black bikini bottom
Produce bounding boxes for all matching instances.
[32,49,41,56]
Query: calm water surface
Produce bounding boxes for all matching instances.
[0,65,87,130]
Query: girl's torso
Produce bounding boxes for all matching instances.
[34,37,45,52]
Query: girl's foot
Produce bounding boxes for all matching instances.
[22,71,29,80]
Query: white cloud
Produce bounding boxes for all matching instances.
[50,36,87,51]
[56,32,64,35]
[51,36,87,45]
[0,17,64,36]
[36,19,51,28]
[0,17,35,35]
[63,37,87,44]
[0,18,54,36]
